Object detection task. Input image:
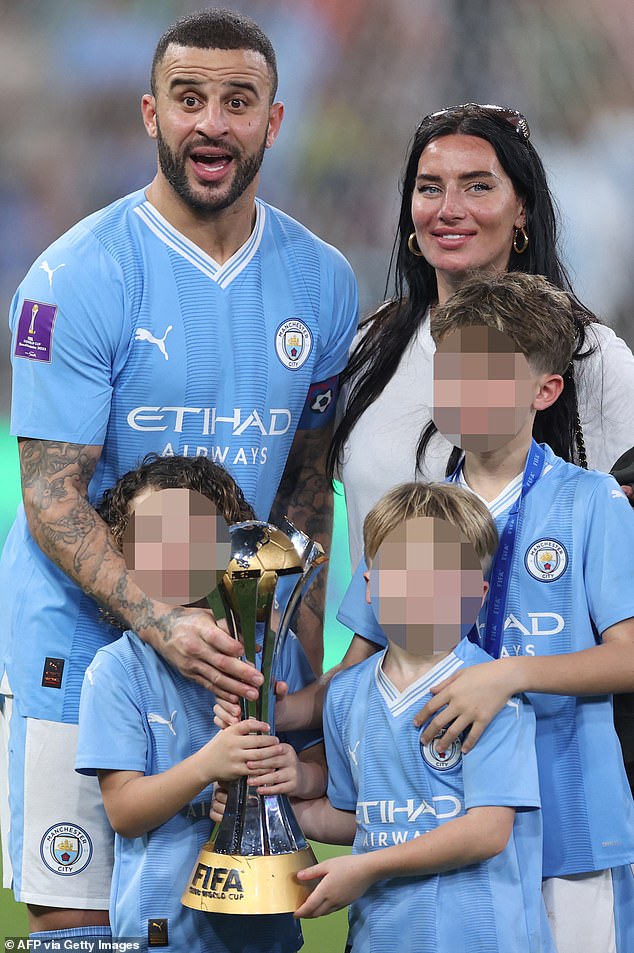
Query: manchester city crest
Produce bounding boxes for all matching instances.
[524,538,568,582]
[40,822,93,876]
[275,319,312,370]
[420,729,462,771]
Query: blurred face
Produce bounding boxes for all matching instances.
[411,134,525,300]
[122,487,232,605]
[367,516,485,656]
[142,45,283,215]
[433,326,536,452]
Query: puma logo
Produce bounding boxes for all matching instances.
[40,260,66,288]
[85,660,102,686]
[147,710,177,736]
[135,325,173,361]
[506,697,520,718]
[347,740,361,766]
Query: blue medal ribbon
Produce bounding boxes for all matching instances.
[449,439,546,658]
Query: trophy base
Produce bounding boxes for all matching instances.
[181,843,317,914]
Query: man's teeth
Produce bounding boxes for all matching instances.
[195,156,229,168]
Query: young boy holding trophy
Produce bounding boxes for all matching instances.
[291,480,553,952]
[75,454,326,952]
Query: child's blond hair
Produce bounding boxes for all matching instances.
[363,481,498,566]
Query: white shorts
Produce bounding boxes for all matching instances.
[543,866,634,953]
[0,690,113,909]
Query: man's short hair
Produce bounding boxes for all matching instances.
[98,453,255,550]
[431,272,576,375]
[363,481,498,567]
[151,8,278,99]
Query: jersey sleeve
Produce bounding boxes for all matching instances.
[336,557,387,647]
[295,250,357,432]
[462,693,540,811]
[75,648,148,776]
[9,228,129,444]
[296,375,340,430]
[276,630,322,753]
[312,247,358,382]
[581,474,634,635]
[323,674,358,811]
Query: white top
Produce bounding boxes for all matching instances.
[340,316,634,568]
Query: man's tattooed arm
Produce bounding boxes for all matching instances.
[19,438,178,634]
[270,423,334,675]
[18,438,261,696]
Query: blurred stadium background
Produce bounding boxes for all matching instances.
[2,0,634,945]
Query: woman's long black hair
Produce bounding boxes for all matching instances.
[328,107,595,479]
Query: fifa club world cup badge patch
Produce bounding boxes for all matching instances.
[420,729,462,771]
[40,823,93,876]
[275,319,312,370]
[14,299,58,363]
[524,539,568,582]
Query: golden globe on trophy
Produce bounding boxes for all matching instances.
[181,517,327,915]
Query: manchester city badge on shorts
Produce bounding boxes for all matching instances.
[40,822,93,876]
[524,538,568,582]
[275,319,312,370]
[420,729,462,771]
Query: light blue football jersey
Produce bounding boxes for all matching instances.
[338,446,634,877]
[76,627,320,953]
[1,189,358,721]
[324,639,553,953]
[457,447,634,877]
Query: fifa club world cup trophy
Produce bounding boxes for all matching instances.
[182,517,327,914]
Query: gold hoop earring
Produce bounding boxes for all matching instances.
[513,226,529,255]
[408,232,424,257]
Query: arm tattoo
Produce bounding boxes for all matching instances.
[19,438,183,642]
[270,426,334,669]
[20,438,110,592]
[270,426,334,543]
[20,439,97,498]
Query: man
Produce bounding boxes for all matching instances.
[0,9,357,944]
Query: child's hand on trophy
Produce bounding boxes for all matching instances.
[213,680,290,729]
[200,717,279,784]
[209,783,228,824]
[248,740,327,800]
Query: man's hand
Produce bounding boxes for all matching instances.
[214,680,289,728]
[295,854,375,919]
[149,605,264,699]
[415,662,514,754]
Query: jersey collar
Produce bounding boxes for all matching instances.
[451,450,553,519]
[133,197,266,289]
[375,649,465,718]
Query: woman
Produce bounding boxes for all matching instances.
[329,103,634,567]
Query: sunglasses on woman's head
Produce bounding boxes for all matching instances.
[419,103,530,142]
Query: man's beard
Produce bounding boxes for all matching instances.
[156,124,266,215]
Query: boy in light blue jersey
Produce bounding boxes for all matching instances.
[289,481,554,953]
[340,273,634,952]
[76,455,326,952]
